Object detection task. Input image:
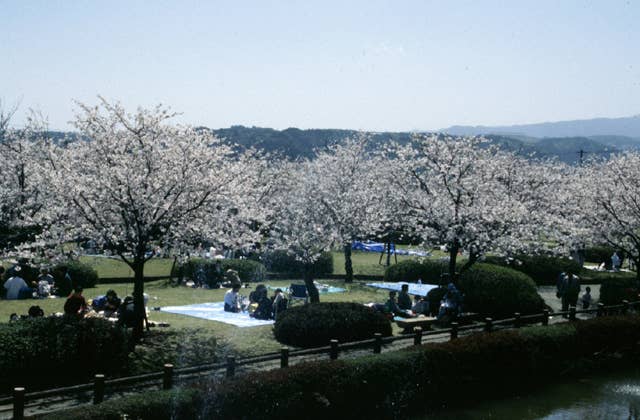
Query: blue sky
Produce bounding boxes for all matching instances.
[1,0,639,131]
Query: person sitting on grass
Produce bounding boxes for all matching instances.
[384,291,416,318]
[103,289,122,318]
[3,266,29,300]
[224,284,242,313]
[397,284,412,310]
[64,286,88,319]
[272,288,287,318]
[251,287,273,320]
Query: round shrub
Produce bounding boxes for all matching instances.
[599,277,638,305]
[52,260,99,289]
[274,302,392,348]
[482,255,581,285]
[260,250,333,276]
[459,263,544,319]
[383,259,455,284]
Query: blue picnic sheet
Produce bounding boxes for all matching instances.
[366,282,438,297]
[160,302,274,327]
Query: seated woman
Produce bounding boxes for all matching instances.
[384,291,416,318]
[224,284,242,313]
[103,289,121,318]
[64,286,88,319]
[252,289,273,320]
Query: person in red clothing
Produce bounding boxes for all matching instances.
[64,286,88,318]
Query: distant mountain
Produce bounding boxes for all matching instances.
[441,115,640,138]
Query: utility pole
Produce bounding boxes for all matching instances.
[578,149,584,166]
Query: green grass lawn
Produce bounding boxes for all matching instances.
[0,279,392,359]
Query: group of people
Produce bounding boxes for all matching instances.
[223,283,287,320]
[2,264,73,300]
[378,282,463,322]
[556,272,592,311]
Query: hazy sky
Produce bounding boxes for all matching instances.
[2,0,639,131]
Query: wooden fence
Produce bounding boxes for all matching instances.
[2,300,636,419]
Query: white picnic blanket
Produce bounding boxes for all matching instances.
[160,302,274,327]
[366,282,438,297]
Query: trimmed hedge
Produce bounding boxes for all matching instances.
[459,263,545,319]
[482,254,582,285]
[0,317,130,392]
[273,302,392,348]
[600,276,639,305]
[48,316,640,420]
[177,258,267,285]
[259,250,333,276]
[52,261,99,289]
[383,259,456,283]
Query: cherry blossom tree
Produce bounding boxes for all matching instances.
[574,152,640,280]
[0,108,53,251]
[47,98,264,336]
[306,134,382,282]
[268,161,340,302]
[386,134,556,282]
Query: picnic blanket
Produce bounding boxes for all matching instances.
[366,282,438,297]
[267,284,346,294]
[160,302,274,327]
[352,241,430,257]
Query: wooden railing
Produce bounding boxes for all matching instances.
[2,300,637,419]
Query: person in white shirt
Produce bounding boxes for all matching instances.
[224,284,241,312]
[4,266,28,300]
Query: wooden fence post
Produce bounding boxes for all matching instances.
[330,339,339,360]
[450,322,458,340]
[13,387,25,420]
[280,347,289,368]
[514,312,521,328]
[93,374,105,404]
[373,333,382,354]
[226,356,236,378]
[413,327,423,346]
[542,309,549,326]
[163,364,174,390]
[484,317,493,333]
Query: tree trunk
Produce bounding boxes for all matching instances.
[448,241,459,285]
[344,243,353,283]
[386,242,392,267]
[132,257,146,340]
[304,265,320,303]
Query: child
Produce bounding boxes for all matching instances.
[581,286,592,310]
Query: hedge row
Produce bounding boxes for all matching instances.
[175,258,267,284]
[383,259,457,283]
[0,317,130,393]
[273,302,392,348]
[256,250,334,276]
[46,315,640,420]
[482,254,582,285]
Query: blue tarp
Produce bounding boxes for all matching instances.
[366,282,438,297]
[352,241,430,257]
[160,302,274,327]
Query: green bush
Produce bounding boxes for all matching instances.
[273,302,392,348]
[259,250,333,276]
[483,254,581,285]
[0,317,130,392]
[599,277,638,305]
[52,260,99,289]
[383,259,454,283]
[177,258,267,285]
[50,316,640,420]
[459,263,544,318]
